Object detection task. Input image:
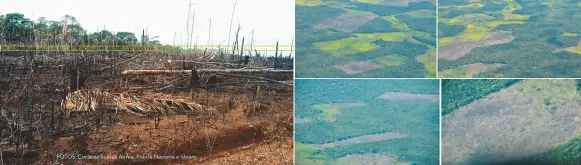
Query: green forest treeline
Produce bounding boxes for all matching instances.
[0,13,180,51]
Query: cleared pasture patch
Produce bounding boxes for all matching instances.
[440,14,496,25]
[376,92,438,102]
[334,60,381,75]
[382,0,424,7]
[439,63,504,78]
[353,0,385,5]
[442,79,581,165]
[319,132,408,149]
[314,11,378,32]
[439,32,515,60]
[313,104,342,122]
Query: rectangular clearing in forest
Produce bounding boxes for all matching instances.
[314,11,378,32]
[319,132,407,149]
[376,92,438,102]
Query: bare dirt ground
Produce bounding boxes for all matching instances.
[376,92,439,102]
[334,60,380,75]
[442,80,581,165]
[439,32,515,60]
[0,51,294,165]
[314,11,377,32]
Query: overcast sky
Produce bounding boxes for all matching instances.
[1,0,294,53]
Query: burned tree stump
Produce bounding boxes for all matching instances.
[69,69,87,92]
[189,69,200,90]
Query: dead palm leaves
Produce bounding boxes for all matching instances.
[62,89,215,117]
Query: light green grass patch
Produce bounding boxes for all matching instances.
[354,32,408,42]
[563,32,578,37]
[312,104,341,121]
[375,55,406,67]
[415,47,436,78]
[352,0,384,4]
[542,2,552,8]
[438,32,487,46]
[451,14,496,25]
[440,0,483,9]
[383,16,411,31]
[517,80,579,107]
[578,2,581,7]
[314,38,378,56]
[568,47,581,55]
[296,0,324,6]
[439,67,470,78]
[296,143,326,165]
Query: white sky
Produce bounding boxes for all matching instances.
[1,0,295,53]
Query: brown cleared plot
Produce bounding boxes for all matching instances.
[383,0,424,7]
[320,132,407,149]
[314,11,378,32]
[335,153,398,165]
[442,80,581,165]
[439,33,515,60]
[334,60,380,74]
[377,92,439,102]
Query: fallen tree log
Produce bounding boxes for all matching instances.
[214,72,293,87]
[121,69,293,75]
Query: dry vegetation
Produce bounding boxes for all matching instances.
[0,48,294,164]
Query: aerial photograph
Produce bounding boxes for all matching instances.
[439,0,581,78]
[295,0,436,78]
[0,0,294,164]
[442,79,581,165]
[295,79,440,165]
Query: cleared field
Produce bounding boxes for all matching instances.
[439,32,515,60]
[442,80,581,164]
[376,92,439,102]
[314,11,378,32]
[319,132,408,149]
[334,60,381,74]
[382,0,425,7]
[439,63,504,78]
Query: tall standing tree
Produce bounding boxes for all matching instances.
[2,13,33,43]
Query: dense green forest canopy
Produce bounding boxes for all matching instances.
[296,0,436,78]
[295,79,439,164]
[441,79,520,115]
